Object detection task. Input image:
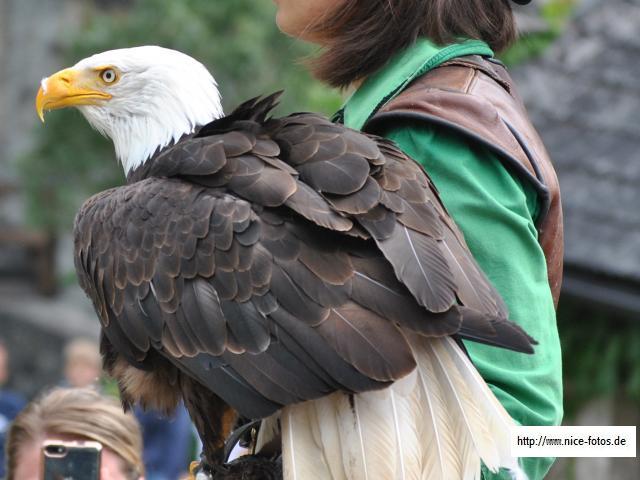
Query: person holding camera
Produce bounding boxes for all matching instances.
[5,387,144,480]
[0,340,26,479]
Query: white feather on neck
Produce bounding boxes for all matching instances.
[74,46,224,176]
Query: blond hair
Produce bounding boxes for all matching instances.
[5,387,144,480]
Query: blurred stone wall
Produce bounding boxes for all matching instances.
[0,0,99,400]
[0,0,87,176]
[1,280,99,399]
[0,0,82,306]
[2,313,67,399]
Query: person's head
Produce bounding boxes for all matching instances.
[273,0,517,87]
[5,387,144,480]
[63,338,102,388]
[0,339,9,387]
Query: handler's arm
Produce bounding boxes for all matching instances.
[384,123,563,480]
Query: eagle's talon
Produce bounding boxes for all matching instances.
[188,456,281,479]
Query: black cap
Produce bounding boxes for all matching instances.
[512,0,532,4]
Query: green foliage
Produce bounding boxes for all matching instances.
[500,32,558,67]
[65,0,342,114]
[20,0,341,231]
[558,300,640,417]
[541,0,577,30]
[500,0,576,67]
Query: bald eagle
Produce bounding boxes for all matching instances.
[37,46,533,480]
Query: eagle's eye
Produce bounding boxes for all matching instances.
[100,68,118,84]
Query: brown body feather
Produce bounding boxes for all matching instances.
[75,93,535,465]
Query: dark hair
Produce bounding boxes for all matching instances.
[311,0,516,88]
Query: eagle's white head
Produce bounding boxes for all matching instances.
[36,46,223,175]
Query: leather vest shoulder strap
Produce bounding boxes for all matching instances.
[365,56,564,307]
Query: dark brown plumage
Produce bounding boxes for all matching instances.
[74,93,535,467]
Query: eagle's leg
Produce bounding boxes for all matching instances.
[182,378,239,475]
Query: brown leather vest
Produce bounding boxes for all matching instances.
[364,56,563,307]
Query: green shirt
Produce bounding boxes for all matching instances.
[337,39,563,479]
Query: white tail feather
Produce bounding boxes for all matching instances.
[410,337,463,480]
[281,402,333,480]
[427,338,501,472]
[255,412,279,453]
[345,390,398,480]
[389,373,422,480]
[279,333,525,480]
[440,337,524,476]
[314,395,348,480]
[335,394,369,480]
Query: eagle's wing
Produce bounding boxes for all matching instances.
[74,94,534,420]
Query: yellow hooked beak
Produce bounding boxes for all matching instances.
[36,68,112,122]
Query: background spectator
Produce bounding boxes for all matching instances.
[134,404,194,480]
[61,337,195,479]
[5,387,144,480]
[62,338,102,388]
[0,340,26,479]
